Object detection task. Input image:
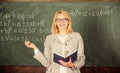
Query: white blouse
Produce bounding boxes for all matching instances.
[58,35,67,73]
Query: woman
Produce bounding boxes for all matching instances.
[24,10,85,73]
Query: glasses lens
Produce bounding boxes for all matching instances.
[56,18,68,22]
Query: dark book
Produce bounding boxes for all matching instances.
[53,51,77,65]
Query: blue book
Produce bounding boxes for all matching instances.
[53,51,77,65]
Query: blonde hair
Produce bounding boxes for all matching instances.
[51,10,73,34]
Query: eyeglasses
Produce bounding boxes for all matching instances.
[56,18,69,23]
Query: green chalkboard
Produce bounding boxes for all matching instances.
[0,2,120,66]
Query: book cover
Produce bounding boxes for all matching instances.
[53,51,77,65]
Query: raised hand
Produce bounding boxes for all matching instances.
[24,41,37,49]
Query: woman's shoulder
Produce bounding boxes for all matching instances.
[45,34,57,39]
[72,32,80,35]
[70,32,83,40]
[46,32,82,39]
[71,32,81,37]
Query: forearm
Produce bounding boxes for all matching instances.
[33,48,50,67]
[74,56,85,69]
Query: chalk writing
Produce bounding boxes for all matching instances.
[0,35,45,42]
[0,11,50,42]
[69,9,113,16]
[0,11,34,20]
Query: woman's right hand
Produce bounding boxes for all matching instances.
[24,41,37,49]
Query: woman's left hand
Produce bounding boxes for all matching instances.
[58,58,75,68]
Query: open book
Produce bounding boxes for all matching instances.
[53,51,77,65]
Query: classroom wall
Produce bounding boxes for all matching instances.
[0,0,120,73]
[1,2,120,66]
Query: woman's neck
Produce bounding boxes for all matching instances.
[59,30,67,37]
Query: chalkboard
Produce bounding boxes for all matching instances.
[0,2,120,67]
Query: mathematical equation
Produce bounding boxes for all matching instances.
[0,11,50,42]
[69,9,113,16]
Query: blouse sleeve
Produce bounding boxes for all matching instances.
[33,36,51,67]
[34,49,39,55]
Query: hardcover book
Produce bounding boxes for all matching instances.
[53,51,77,65]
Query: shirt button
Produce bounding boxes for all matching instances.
[66,51,69,53]
[65,43,67,46]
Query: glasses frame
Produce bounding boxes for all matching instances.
[55,18,69,23]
